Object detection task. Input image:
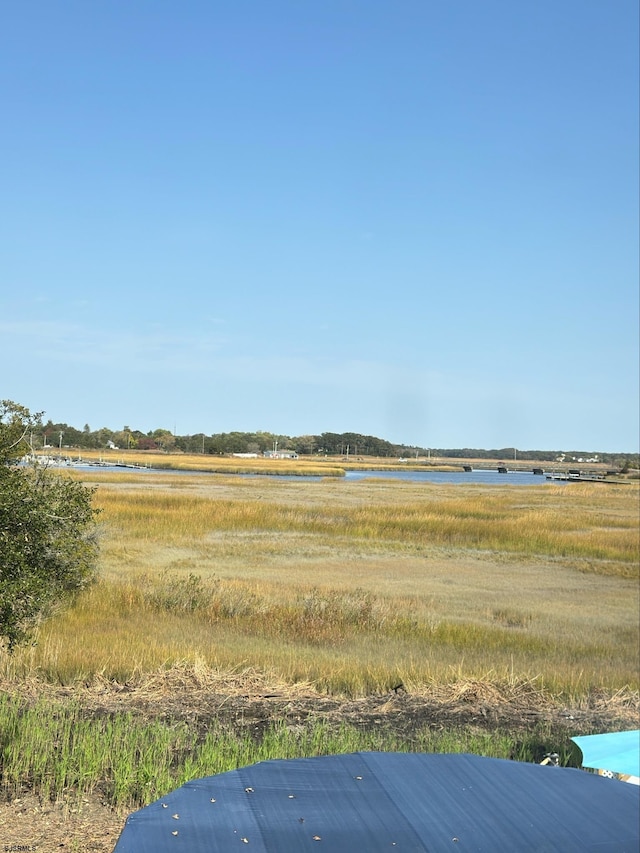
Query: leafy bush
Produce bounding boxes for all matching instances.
[0,401,99,649]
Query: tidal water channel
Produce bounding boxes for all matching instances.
[56,463,557,486]
[344,469,554,486]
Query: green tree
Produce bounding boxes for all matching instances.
[0,401,99,650]
[152,429,176,452]
[0,400,37,464]
[292,434,316,455]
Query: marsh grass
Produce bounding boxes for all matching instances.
[91,481,639,567]
[2,475,637,694]
[4,566,637,695]
[2,469,636,816]
[64,449,345,477]
[0,692,582,808]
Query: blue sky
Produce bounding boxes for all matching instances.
[1,1,638,451]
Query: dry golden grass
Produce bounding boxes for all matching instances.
[3,471,638,696]
[84,474,639,567]
[57,448,346,477]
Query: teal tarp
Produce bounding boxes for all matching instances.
[572,730,640,777]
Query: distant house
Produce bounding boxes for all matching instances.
[263,450,299,459]
[107,440,119,450]
[232,452,259,459]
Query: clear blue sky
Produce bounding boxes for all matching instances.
[1,1,638,451]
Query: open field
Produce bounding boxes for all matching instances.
[1,468,638,849]
[4,470,638,692]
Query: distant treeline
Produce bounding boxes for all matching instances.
[30,420,639,468]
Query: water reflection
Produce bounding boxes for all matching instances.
[344,469,553,486]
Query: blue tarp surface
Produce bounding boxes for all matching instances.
[572,730,640,778]
[113,751,640,852]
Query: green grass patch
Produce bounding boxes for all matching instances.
[0,693,582,809]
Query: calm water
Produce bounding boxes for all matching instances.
[344,469,554,486]
[58,463,556,486]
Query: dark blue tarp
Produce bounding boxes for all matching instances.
[114,751,640,852]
